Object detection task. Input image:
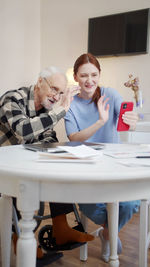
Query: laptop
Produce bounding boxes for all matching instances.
[23,141,104,153]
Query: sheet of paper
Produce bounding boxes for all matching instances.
[104,151,150,159]
[37,157,98,164]
[104,151,136,158]
[36,152,101,164]
[57,144,102,158]
[117,159,150,167]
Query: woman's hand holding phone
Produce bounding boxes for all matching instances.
[117,102,134,131]
[122,110,139,131]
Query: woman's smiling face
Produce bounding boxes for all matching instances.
[74,62,100,99]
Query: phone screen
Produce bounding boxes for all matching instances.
[117,102,134,131]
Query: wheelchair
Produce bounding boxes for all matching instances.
[12,202,86,267]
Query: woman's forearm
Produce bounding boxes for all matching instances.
[68,119,105,141]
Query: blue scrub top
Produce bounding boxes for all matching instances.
[65,87,123,143]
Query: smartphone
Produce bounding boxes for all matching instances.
[117,102,134,131]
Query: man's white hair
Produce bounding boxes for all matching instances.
[39,66,66,79]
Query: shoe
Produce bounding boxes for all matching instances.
[99,228,122,263]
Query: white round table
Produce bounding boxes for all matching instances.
[0,144,150,267]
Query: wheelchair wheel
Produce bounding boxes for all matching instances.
[34,201,45,232]
[38,225,56,251]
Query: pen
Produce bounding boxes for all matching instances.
[136,156,150,158]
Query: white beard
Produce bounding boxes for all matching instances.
[41,98,53,110]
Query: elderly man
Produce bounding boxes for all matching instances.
[0,66,94,246]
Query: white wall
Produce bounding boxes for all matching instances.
[0,0,41,94]
[0,0,149,142]
[41,0,150,114]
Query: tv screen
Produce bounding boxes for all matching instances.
[88,8,149,57]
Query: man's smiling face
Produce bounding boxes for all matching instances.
[36,73,67,110]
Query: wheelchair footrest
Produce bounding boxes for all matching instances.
[55,222,86,251]
[36,252,63,267]
[53,240,86,251]
[38,222,87,252]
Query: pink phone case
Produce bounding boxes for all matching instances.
[117,102,134,131]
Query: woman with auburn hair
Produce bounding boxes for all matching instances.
[65,53,140,262]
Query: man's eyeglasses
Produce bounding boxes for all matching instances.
[43,77,64,96]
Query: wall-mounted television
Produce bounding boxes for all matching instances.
[88,8,150,57]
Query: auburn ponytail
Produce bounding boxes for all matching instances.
[91,86,101,105]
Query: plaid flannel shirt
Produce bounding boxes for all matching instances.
[0,85,66,146]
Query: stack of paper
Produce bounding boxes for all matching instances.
[37,144,103,163]
[103,147,150,167]
[117,159,150,167]
[104,150,150,159]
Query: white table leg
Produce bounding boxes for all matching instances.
[16,180,40,267]
[107,202,119,267]
[80,212,88,261]
[139,199,148,267]
[17,211,37,267]
[0,195,12,267]
[148,201,150,249]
